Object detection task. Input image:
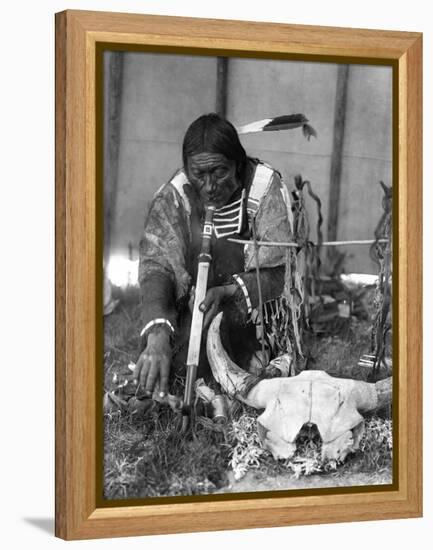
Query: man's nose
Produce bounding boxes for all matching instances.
[203,174,216,194]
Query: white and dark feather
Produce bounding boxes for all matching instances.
[237,114,317,140]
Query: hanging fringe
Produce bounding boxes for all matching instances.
[370,182,392,380]
[274,175,324,372]
[249,175,325,375]
[251,219,266,360]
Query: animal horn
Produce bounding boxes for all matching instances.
[207,312,261,405]
[351,376,393,413]
[374,377,392,410]
[207,312,393,413]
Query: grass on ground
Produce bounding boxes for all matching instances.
[103,286,392,500]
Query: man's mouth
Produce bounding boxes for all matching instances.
[207,195,223,206]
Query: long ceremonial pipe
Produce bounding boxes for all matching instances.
[181,206,215,432]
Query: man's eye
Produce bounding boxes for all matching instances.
[214,169,228,178]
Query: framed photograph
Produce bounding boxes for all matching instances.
[55,10,422,540]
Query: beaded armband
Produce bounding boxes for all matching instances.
[140,318,175,343]
[232,274,253,316]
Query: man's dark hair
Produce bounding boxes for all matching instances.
[182,113,247,177]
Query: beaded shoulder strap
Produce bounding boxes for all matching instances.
[246,163,275,221]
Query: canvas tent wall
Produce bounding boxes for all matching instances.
[104,51,392,283]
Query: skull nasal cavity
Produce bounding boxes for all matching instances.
[295,422,322,447]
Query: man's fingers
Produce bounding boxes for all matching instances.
[138,355,151,389]
[203,302,218,330]
[200,288,216,313]
[145,357,160,393]
[188,286,196,313]
[133,356,143,383]
[159,357,170,395]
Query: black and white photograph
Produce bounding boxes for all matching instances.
[102,50,393,500]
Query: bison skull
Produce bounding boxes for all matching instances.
[207,312,392,462]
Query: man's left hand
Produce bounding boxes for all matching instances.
[199,284,237,329]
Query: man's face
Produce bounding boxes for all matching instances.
[186,152,240,209]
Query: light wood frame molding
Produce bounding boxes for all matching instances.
[55,9,422,540]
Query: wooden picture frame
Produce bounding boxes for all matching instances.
[55,9,422,540]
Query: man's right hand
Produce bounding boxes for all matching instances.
[133,327,172,396]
